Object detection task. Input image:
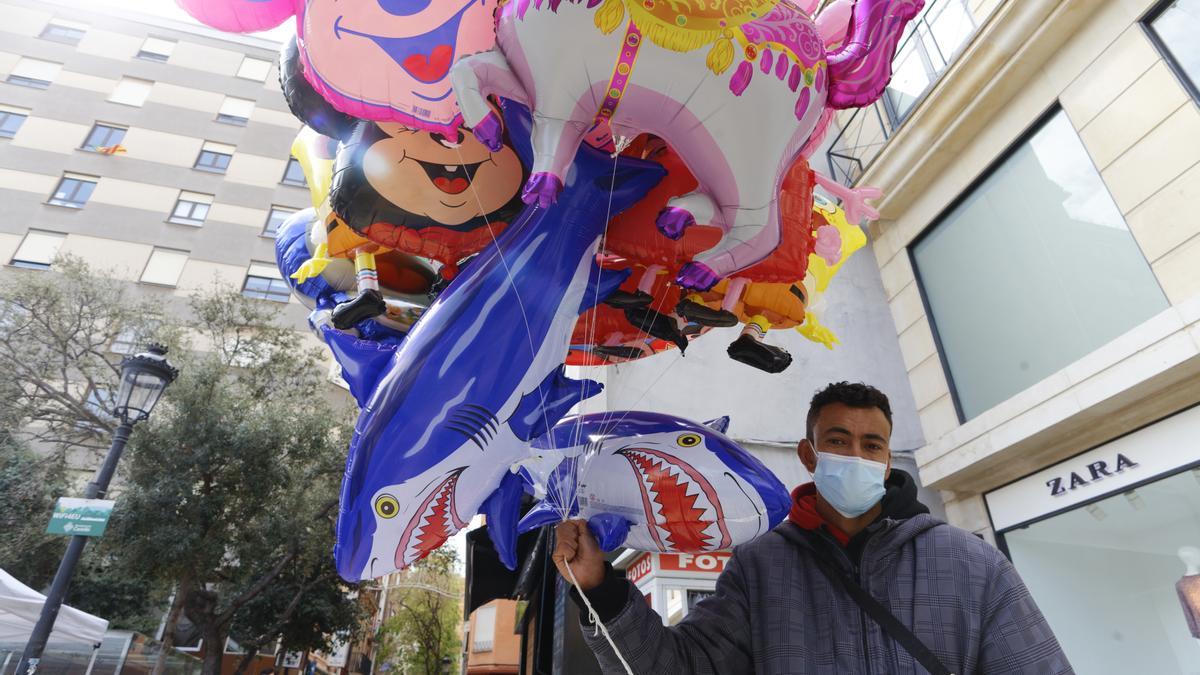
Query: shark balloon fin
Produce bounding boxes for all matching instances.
[703,416,731,434]
[517,500,567,534]
[510,365,603,442]
[579,265,632,314]
[322,327,398,407]
[481,470,525,570]
[587,513,631,552]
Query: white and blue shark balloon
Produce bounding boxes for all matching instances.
[518,412,791,553]
[324,101,664,581]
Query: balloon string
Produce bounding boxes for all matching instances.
[573,151,621,456]
[562,557,636,675]
[453,144,560,456]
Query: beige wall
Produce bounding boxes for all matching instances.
[90,176,179,213]
[859,0,1200,536]
[168,40,245,77]
[0,232,24,264]
[209,202,270,229]
[75,27,142,61]
[57,233,152,281]
[9,117,92,154]
[226,153,288,189]
[174,258,247,294]
[121,127,205,167]
[0,2,51,38]
[0,167,59,195]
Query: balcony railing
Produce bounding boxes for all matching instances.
[824,0,980,186]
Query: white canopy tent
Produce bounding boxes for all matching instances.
[0,568,109,673]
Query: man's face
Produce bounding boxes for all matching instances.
[798,403,892,478]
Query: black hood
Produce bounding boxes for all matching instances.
[878,468,930,522]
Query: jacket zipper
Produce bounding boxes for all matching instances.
[853,560,872,675]
[820,533,874,675]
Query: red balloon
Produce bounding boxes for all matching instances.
[568,141,816,365]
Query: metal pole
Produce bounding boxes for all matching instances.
[16,421,134,675]
[83,644,100,675]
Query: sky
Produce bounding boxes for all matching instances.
[94,0,293,42]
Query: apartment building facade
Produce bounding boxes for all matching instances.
[0,0,313,354]
[833,0,1200,671]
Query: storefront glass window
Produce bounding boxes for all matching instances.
[1004,467,1200,674]
[1147,0,1200,100]
[912,110,1167,419]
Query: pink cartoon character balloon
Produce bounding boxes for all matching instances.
[175,0,499,134]
[451,0,922,289]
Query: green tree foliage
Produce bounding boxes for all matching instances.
[0,257,167,455]
[0,434,67,589]
[0,260,365,674]
[376,548,463,675]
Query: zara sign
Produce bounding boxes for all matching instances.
[1045,453,1138,497]
[986,405,1200,532]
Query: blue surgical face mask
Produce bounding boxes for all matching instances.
[812,452,887,518]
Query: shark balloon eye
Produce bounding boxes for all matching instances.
[677,433,702,448]
[374,494,400,519]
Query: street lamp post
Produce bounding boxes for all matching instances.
[16,345,178,675]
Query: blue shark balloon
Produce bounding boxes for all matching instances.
[326,100,665,581]
[518,412,791,553]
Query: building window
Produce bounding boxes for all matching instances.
[242,263,290,303]
[911,109,1169,420]
[236,57,272,82]
[48,173,98,208]
[194,141,234,174]
[10,230,65,269]
[1145,0,1200,101]
[217,96,254,126]
[39,19,87,45]
[140,248,188,286]
[281,158,307,187]
[263,206,298,237]
[0,106,29,139]
[999,456,1200,674]
[6,57,61,89]
[884,0,976,121]
[471,605,496,653]
[111,327,137,354]
[80,123,127,152]
[168,191,213,226]
[108,77,153,107]
[137,36,175,62]
[84,387,114,419]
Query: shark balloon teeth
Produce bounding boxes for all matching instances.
[519,411,791,554]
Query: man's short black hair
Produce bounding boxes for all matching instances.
[806,381,893,440]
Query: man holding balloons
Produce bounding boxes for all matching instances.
[554,382,1073,674]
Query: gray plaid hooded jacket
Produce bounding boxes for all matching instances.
[581,509,1072,674]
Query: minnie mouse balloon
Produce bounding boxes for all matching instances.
[176,0,500,133]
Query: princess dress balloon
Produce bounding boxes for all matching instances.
[175,0,500,134]
[451,0,922,290]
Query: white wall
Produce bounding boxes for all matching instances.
[597,247,924,450]
[1007,537,1200,674]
